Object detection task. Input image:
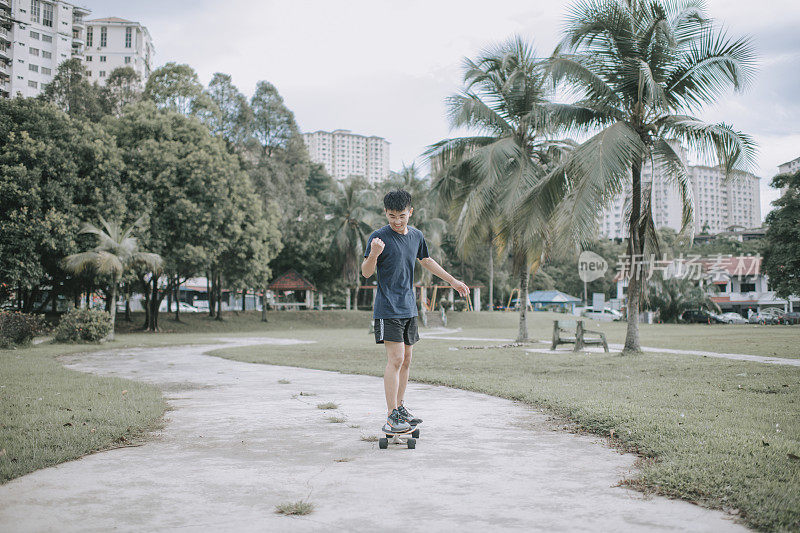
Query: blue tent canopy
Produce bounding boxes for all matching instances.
[511,290,581,310]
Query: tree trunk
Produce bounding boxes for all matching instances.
[207,273,214,318]
[624,159,643,354]
[516,266,530,342]
[174,275,181,322]
[124,288,132,322]
[215,272,223,321]
[261,287,268,322]
[488,244,494,312]
[345,287,351,311]
[242,289,246,311]
[141,279,151,330]
[107,282,117,341]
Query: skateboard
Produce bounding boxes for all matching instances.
[379,424,420,450]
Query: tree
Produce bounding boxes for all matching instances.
[39,58,111,120]
[144,62,214,117]
[762,170,800,299]
[250,81,298,156]
[644,275,719,323]
[428,37,574,341]
[322,176,380,310]
[534,0,757,352]
[109,102,280,330]
[0,98,124,313]
[63,216,162,340]
[106,66,142,115]
[205,73,253,148]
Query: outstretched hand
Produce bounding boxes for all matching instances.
[451,279,470,298]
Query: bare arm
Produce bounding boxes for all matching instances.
[419,257,470,297]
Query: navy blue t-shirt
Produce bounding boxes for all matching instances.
[364,225,429,319]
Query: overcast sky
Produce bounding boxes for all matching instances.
[82,0,800,220]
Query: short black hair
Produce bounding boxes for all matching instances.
[383,190,412,211]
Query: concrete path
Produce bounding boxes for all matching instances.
[423,328,800,366]
[0,338,745,532]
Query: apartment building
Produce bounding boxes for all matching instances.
[777,155,800,196]
[1,0,89,98]
[600,143,761,238]
[83,16,153,85]
[303,129,390,183]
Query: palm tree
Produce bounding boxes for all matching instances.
[529,0,757,353]
[427,37,574,341]
[63,216,162,340]
[645,274,719,323]
[323,177,379,310]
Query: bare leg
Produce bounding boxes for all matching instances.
[383,341,404,414]
[396,344,413,407]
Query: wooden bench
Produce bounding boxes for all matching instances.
[551,319,609,352]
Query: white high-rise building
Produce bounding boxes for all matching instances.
[599,143,761,239]
[303,129,390,183]
[1,0,90,98]
[777,155,800,196]
[689,165,760,232]
[83,17,153,85]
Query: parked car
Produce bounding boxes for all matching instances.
[719,312,747,324]
[748,308,786,325]
[782,311,800,325]
[583,308,624,321]
[680,309,724,324]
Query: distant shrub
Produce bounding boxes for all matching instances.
[54,308,112,343]
[453,300,468,312]
[0,311,47,348]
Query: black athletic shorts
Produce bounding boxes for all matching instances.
[374,317,420,345]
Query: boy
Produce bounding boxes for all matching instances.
[361,190,470,434]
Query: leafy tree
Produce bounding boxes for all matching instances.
[205,73,253,148]
[63,216,162,339]
[762,170,800,299]
[0,98,124,312]
[39,58,111,120]
[644,275,719,323]
[109,102,280,329]
[250,81,298,156]
[535,0,757,352]
[144,62,216,118]
[428,37,574,341]
[322,176,380,310]
[106,66,142,115]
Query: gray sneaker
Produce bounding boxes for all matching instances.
[382,408,411,434]
[397,404,422,425]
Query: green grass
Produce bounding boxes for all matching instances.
[0,334,204,484]
[443,311,800,358]
[274,500,314,516]
[316,402,338,410]
[327,416,346,423]
[209,326,800,532]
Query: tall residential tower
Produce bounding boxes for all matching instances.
[303,129,390,183]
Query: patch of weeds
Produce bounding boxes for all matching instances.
[316,402,338,410]
[347,424,360,429]
[360,435,379,442]
[299,392,316,396]
[334,457,353,462]
[277,379,291,384]
[327,416,346,423]
[275,500,314,516]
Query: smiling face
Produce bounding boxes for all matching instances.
[385,207,413,234]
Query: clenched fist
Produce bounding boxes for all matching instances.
[370,237,385,257]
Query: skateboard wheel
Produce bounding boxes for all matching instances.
[411,428,420,439]
[406,438,416,449]
[379,437,388,449]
